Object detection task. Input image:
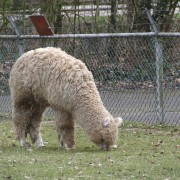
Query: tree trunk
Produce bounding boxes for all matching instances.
[153,0,179,31]
[54,1,63,34]
[107,0,118,63]
[109,0,118,33]
[126,0,153,76]
[127,0,152,32]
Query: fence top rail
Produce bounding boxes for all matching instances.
[0,32,180,39]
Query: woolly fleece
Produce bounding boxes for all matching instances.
[9,47,120,150]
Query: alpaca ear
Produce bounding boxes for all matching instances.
[103,118,110,128]
[114,117,124,127]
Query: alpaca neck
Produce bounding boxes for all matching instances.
[73,99,109,132]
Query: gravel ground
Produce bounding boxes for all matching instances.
[0,89,179,125]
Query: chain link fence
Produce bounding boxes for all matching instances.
[0,33,179,125]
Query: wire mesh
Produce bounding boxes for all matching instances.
[0,34,179,125]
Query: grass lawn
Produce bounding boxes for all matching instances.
[0,120,179,180]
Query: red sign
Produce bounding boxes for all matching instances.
[30,15,54,36]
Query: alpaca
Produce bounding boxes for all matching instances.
[9,47,123,150]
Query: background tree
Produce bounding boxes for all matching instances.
[40,0,63,34]
[127,0,152,32]
[153,0,179,31]
[0,0,179,34]
[107,0,118,63]
[0,0,13,32]
[127,0,179,32]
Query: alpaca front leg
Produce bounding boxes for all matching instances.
[16,127,30,147]
[28,106,45,148]
[20,129,30,147]
[34,135,45,147]
[56,111,75,150]
[28,126,45,147]
[57,127,75,150]
[34,134,45,147]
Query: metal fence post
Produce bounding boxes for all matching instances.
[7,15,25,56]
[146,9,164,124]
[17,39,25,56]
[154,38,164,124]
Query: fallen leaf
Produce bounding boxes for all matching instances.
[3,175,12,179]
[160,150,164,154]
[97,163,102,167]
[154,140,163,146]
[78,171,82,175]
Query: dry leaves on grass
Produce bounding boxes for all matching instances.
[154,140,163,147]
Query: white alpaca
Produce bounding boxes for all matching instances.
[9,47,122,150]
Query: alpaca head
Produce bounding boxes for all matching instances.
[90,116,122,150]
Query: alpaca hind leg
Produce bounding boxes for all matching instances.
[56,111,75,150]
[12,105,31,147]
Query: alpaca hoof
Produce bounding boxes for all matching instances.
[110,144,118,149]
[36,144,45,148]
[65,145,75,150]
[60,141,75,150]
[20,141,31,148]
[35,139,45,148]
[99,144,110,151]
